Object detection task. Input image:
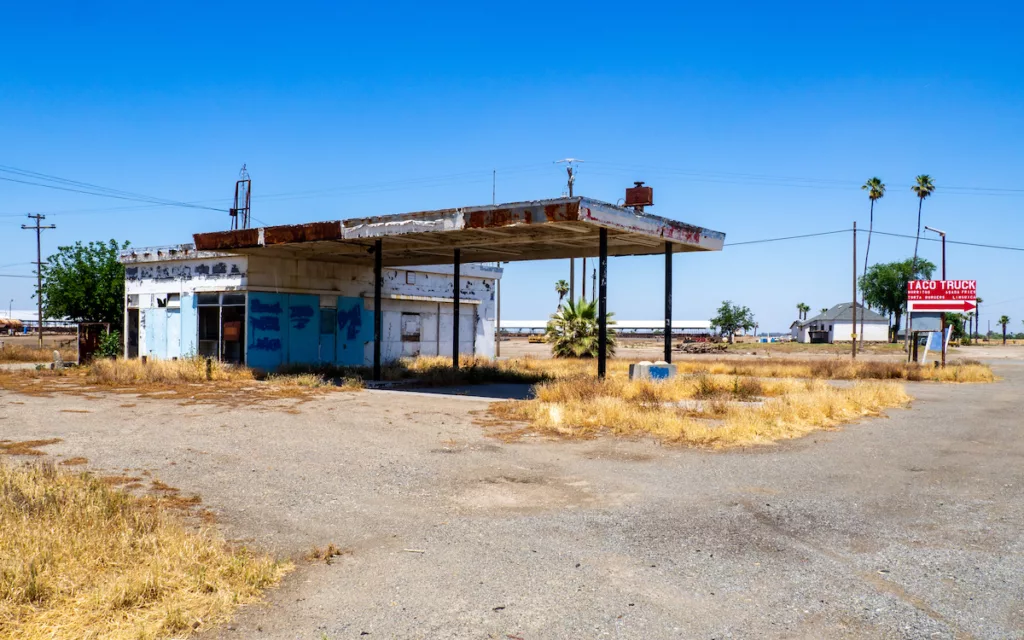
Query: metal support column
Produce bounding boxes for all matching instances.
[453,249,461,370]
[598,228,608,379]
[373,239,382,381]
[664,241,672,364]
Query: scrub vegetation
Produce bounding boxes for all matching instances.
[0,343,78,364]
[0,462,287,639]
[489,376,912,447]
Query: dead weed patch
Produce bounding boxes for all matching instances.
[0,439,63,456]
[0,462,288,639]
[489,378,911,448]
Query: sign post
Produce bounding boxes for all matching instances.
[907,280,977,367]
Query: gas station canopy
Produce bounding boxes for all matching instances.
[193,196,725,266]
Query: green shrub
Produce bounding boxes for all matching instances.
[96,330,123,359]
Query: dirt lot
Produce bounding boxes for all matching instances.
[1,351,1023,639]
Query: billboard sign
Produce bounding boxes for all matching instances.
[907,280,977,313]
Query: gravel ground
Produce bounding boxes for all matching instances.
[1,358,1022,639]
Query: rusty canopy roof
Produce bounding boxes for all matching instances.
[192,196,725,267]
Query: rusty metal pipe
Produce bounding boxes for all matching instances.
[453,249,461,371]
[665,241,672,364]
[373,239,382,381]
[598,229,608,379]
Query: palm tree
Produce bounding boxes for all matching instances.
[999,315,1010,344]
[545,298,616,358]
[796,302,810,321]
[964,311,974,344]
[821,308,828,315]
[555,279,569,305]
[910,175,936,274]
[859,177,885,349]
[975,297,983,342]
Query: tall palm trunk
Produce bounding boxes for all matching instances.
[911,198,922,274]
[859,199,875,349]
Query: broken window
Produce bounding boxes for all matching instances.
[401,313,421,342]
[197,292,246,363]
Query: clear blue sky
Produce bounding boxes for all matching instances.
[2,2,1021,332]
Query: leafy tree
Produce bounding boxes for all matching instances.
[859,257,936,342]
[555,279,569,305]
[41,240,129,324]
[710,301,755,344]
[946,313,966,341]
[999,315,1011,344]
[910,175,936,275]
[860,177,885,349]
[545,298,616,358]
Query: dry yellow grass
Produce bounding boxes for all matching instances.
[472,355,994,384]
[88,357,255,385]
[0,462,288,639]
[490,377,912,447]
[0,357,363,405]
[0,344,77,364]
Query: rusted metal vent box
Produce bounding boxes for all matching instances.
[625,184,653,208]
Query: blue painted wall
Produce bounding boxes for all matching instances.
[336,296,373,366]
[243,293,374,370]
[287,294,319,365]
[180,294,198,357]
[247,293,287,371]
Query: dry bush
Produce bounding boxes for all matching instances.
[0,462,288,639]
[0,344,77,364]
[490,379,911,447]
[88,357,254,385]
[667,358,994,384]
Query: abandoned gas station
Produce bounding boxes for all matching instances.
[123,192,725,379]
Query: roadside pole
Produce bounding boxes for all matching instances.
[21,214,56,348]
[852,222,857,359]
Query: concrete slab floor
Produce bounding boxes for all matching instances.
[0,359,1022,639]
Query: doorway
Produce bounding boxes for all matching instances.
[127,308,140,358]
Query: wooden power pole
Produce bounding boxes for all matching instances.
[21,214,56,348]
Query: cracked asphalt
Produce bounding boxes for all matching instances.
[1,354,1022,639]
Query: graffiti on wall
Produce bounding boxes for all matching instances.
[125,261,244,282]
[290,305,314,330]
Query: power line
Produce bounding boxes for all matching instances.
[0,166,228,212]
[0,274,35,278]
[724,229,852,246]
[864,229,1024,252]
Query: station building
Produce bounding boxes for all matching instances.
[120,246,500,369]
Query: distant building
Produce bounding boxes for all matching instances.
[790,302,888,343]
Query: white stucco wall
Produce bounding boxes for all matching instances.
[121,249,500,364]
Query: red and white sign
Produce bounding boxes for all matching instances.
[907,280,977,313]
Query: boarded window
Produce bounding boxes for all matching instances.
[401,313,421,342]
[320,308,337,335]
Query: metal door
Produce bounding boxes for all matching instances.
[166,309,181,359]
[320,308,337,364]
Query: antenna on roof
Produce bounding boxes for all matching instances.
[229,164,252,230]
[554,158,583,197]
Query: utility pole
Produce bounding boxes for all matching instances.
[492,169,496,205]
[925,226,947,367]
[21,214,56,348]
[556,159,583,303]
[852,221,857,359]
